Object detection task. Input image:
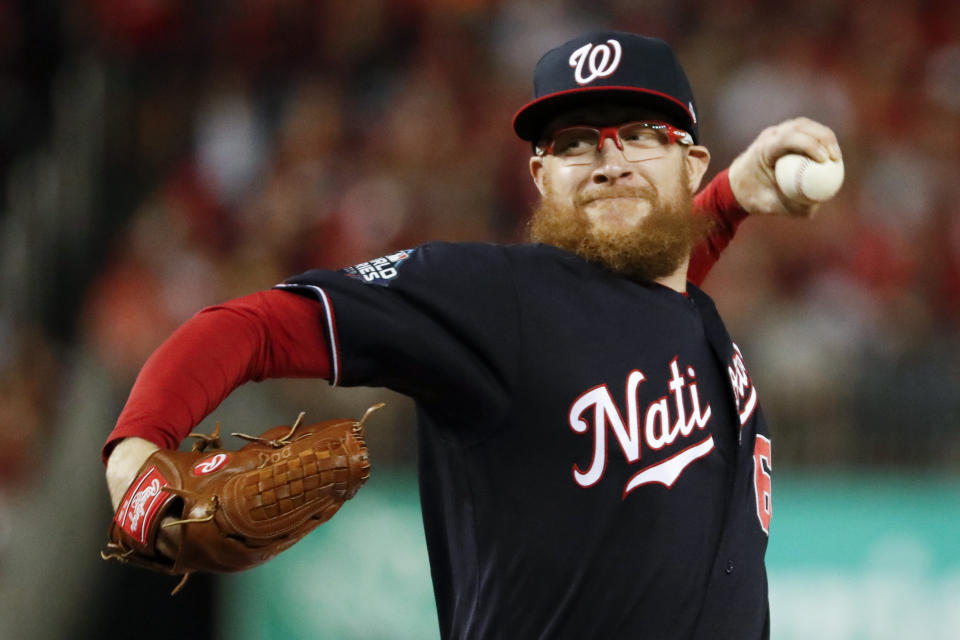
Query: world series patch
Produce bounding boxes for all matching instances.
[342,249,415,286]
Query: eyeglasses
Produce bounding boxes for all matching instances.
[535,121,694,165]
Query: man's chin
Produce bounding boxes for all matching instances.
[583,198,652,231]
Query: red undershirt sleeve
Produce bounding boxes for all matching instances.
[101,289,331,464]
[687,168,750,287]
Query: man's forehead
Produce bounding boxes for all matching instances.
[543,105,670,133]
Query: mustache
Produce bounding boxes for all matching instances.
[575,184,658,207]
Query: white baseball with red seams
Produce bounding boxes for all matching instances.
[774,153,844,202]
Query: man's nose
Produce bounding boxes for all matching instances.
[591,138,633,184]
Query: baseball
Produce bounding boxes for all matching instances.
[774,153,844,203]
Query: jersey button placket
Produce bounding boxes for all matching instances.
[724,560,735,574]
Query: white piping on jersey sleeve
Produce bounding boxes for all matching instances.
[273,283,341,386]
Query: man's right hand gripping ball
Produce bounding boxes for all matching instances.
[102,405,380,593]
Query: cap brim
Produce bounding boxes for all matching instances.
[513,86,696,143]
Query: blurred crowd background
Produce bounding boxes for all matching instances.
[1,0,959,638]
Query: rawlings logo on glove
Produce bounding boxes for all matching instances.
[120,470,167,541]
[102,404,381,593]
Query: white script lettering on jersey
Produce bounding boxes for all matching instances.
[728,343,757,428]
[569,358,712,494]
[568,39,622,85]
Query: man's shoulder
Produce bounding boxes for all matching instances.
[282,242,585,291]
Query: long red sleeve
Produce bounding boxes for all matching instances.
[102,289,331,463]
[688,168,749,287]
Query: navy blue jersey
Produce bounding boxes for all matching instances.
[278,242,772,640]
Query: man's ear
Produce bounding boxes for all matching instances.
[530,156,547,196]
[685,145,711,193]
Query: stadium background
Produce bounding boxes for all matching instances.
[1,1,958,638]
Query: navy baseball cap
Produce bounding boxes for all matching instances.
[513,31,699,144]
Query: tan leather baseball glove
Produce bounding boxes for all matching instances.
[101,404,381,593]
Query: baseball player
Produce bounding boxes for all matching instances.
[103,31,841,639]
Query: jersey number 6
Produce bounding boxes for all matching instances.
[752,435,772,534]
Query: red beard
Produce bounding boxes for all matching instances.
[528,173,712,283]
